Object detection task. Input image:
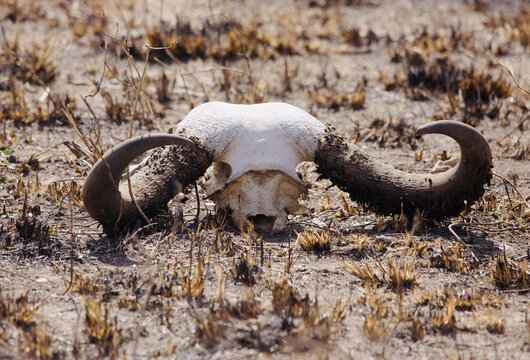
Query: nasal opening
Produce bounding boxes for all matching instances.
[247,214,276,233]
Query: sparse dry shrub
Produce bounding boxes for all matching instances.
[0,82,76,125]
[297,227,331,252]
[386,27,513,124]
[0,291,62,359]
[228,287,261,320]
[459,67,513,103]
[480,193,530,230]
[42,181,83,208]
[195,311,223,349]
[4,212,58,258]
[497,137,530,160]
[363,312,386,341]
[272,277,311,329]
[409,313,425,342]
[342,27,377,47]
[194,287,263,349]
[18,326,56,360]
[389,27,472,65]
[82,296,123,359]
[101,91,129,124]
[0,292,40,330]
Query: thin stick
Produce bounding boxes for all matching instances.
[194,182,201,224]
[126,165,153,231]
[493,172,530,208]
[499,116,530,142]
[494,57,530,96]
[448,222,478,263]
[62,203,75,295]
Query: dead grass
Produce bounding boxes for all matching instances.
[308,83,366,111]
[83,295,123,359]
[385,28,514,125]
[491,250,529,289]
[430,243,470,274]
[297,227,331,252]
[0,33,56,85]
[0,0,529,359]
[412,287,504,311]
[431,294,457,334]
[341,258,420,289]
[486,7,530,49]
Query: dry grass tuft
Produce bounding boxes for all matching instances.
[431,294,457,333]
[129,19,298,63]
[232,251,257,285]
[359,117,418,149]
[412,286,503,311]
[179,258,207,298]
[341,258,420,289]
[359,286,389,341]
[486,312,505,334]
[491,251,529,289]
[386,28,513,125]
[297,227,331,252]
[0,34,56,84]
[430,243,470,274]
[0,203,61,258]
[72,273,100,296]
[486,8,530,48]
[0,85,76,125]
[308,84,366,111]
[83,295,123,359]
[272,276,344,339]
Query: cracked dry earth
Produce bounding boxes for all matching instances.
[0,0,529,359]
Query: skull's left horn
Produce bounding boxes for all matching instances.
[314,120,492,219]
[82,134,212,236]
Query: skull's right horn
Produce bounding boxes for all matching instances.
[314,120,493,219]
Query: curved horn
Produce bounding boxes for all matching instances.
[314,120,492,219]
[82,133,212,236]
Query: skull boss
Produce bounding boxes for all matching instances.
[82,102,493,236]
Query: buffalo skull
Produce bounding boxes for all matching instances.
[82,102,492,235]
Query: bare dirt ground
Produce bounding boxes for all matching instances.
[1,0,529,359]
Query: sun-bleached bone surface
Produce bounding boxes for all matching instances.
[176,102,326,231]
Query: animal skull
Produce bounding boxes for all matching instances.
[176,102,325,231]
[82,102,493,236]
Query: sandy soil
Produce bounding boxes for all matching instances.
[1,0,529,359]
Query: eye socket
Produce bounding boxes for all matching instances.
[215,161,232,179]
